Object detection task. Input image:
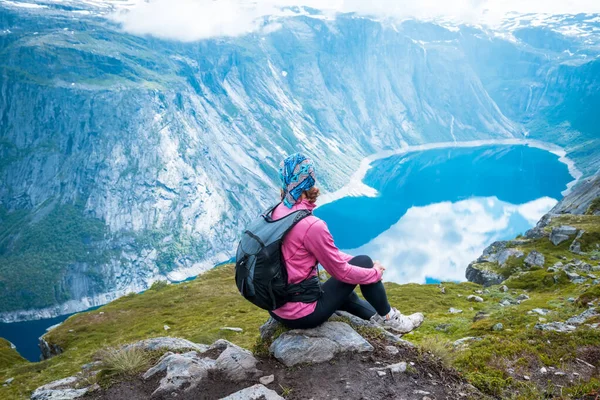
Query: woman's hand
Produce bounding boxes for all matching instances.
[373,260,386,276]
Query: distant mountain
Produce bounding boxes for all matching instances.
[0,0,598,321]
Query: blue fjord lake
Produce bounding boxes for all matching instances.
[0,144,573,361]
[314,145,573,285]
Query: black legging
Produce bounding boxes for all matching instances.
[270,255,392,329]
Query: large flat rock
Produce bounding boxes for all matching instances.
[269,321,373,367]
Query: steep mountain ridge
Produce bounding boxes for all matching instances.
[1,0,599,320]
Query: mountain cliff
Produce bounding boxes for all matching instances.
[1,1,599,321]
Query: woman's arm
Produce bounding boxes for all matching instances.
[304,220,382,285]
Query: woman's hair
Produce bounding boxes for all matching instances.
[281,186,320,204]
[303,186,320,204]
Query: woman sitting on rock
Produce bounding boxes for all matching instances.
[268,153,424,333]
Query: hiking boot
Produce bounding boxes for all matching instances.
[371,308,424,334]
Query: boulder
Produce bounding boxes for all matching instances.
[492,323,503,331]
[550,226,577,246]
[516,294,530,301]
[126,337,209,353]
[31,376,95,400]
[465,264,504,287]
[524,251,545,268]
[143,351,215,396]
[215,344,261,382]
[269,322,373,367]
[220,384,284,400]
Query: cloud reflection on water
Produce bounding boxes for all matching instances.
[344,196,557,284]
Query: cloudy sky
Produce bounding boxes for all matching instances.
[110,0,600,41]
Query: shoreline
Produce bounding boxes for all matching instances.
[319,138,582,206]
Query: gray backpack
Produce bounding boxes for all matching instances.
[235,203,322,311]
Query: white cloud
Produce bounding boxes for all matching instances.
[110,0,600,42]
[343,196,556,284]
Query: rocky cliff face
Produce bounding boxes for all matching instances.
[0,2,599,320]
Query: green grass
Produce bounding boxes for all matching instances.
[0,339,26,370]
[587,197,600,215]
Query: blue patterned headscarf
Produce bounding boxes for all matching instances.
[279,153,316,208]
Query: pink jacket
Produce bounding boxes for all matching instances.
[271,199,382,320]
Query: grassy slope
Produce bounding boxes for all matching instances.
[0,215,599,399]
[0,339,25,370]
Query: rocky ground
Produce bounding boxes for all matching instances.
[32,318,483,400]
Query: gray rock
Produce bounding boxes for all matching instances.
[496,249,525,265]
[550,226,577,245]
[465,264,504,287]
[478,241,509,261]
[570,241,582,254]
[499,285,508,292]
[370,361,407,373]
[126,337,209,353]
[516,294,530,301]
[219,384,284,400]
[385,346,399,355]
[535,322,576,333]
[259,317,282,341]
[530,308,550,316]
[376,370,386,377]
[220,327,243,333]
[259,375,275,385]
[143,351,215,396]
[453,337,480,347]
[467,295,483,303]
[492,323,504,331]
[499,300,511,307]
[566,308,598,326]
[208,339,237,351]
[4,377,14,385]
[31,377,92,400]
[215,345,261,382]
[524,251,545,268]
[449,308,463,314]
[566,271,582,281]
[269,322,373,367]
